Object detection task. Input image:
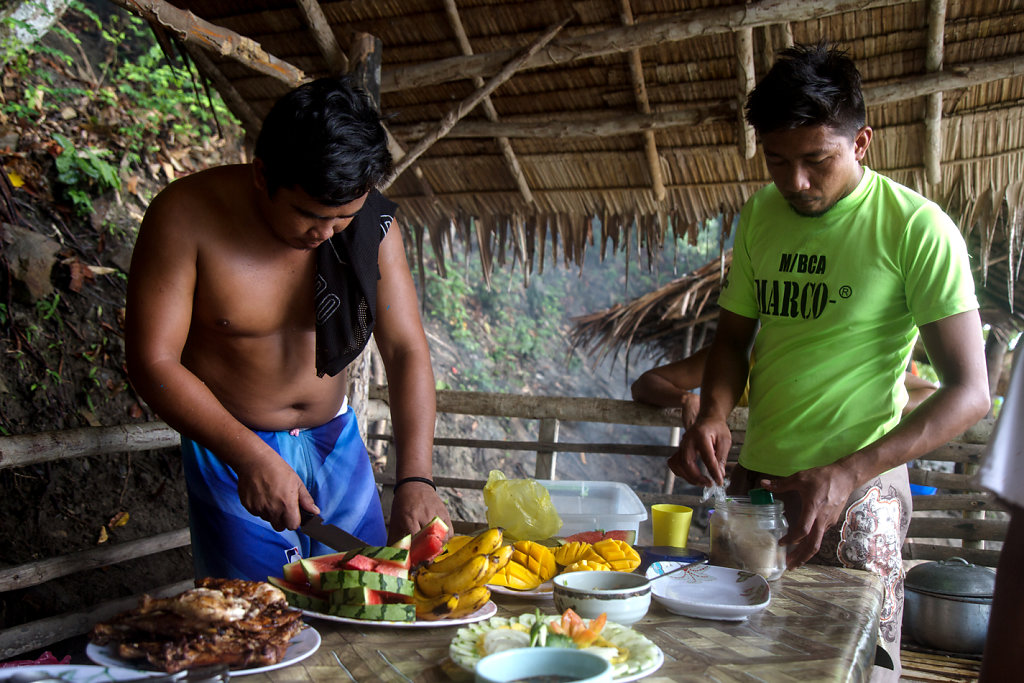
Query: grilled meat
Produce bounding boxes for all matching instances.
[89,578,304,673]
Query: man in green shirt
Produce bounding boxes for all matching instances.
[672,44,990,678]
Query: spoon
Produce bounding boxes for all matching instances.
[646,558,706,583]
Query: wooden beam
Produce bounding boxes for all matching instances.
[865,53,1024,104]
[924,0,947,185]
[389,54,1024,141]
[443,0,533,204]
[390,102,735,140]
[295,0,348,75]
[619,0,665,202]
[382,15,571,189]
[108,0,305,87]
[735,27,756,160]
[381,0,909,92]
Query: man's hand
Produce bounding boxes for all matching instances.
[234,451,318,532]
[670,417,733,486]
[761,464,858,568]
[388,482,452,544]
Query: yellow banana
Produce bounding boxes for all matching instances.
[434,534,473,562]
[414,591,459,620]
[477,544,515,586]
[428,527,504,573]
[448,585,491,619]
[416,552,491,597]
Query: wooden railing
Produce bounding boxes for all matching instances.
[0,389,1004,659]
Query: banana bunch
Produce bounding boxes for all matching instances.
[413,527,511,620]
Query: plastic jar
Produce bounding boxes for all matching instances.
[709,496,788,581]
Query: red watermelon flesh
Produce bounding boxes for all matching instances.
[560,529,636,545]
[300,552,351,590]
[409,516,449,567]
[340,553,410,579]
[282,558,306,584]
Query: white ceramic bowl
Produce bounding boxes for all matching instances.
[551,570,651,625]
[474,647,613,683]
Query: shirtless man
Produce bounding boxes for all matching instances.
[125,77,449,580]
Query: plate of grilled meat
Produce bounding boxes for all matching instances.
[87,578,320,676]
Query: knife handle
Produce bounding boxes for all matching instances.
[299,509,318,525]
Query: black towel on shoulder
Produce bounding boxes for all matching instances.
[314,190,398,377]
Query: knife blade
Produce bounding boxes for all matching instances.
[299,510,368,551]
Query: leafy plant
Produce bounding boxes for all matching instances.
[51,132,121,215]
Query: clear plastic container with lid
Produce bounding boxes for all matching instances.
[709,493,788,581]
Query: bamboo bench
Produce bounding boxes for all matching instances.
[0,389,1004,661]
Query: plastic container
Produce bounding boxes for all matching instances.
[536,480,648,539]
[709,495,788,581]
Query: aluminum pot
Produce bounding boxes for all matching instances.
[903,557,995,654]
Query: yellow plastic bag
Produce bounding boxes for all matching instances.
[483,470,563,541]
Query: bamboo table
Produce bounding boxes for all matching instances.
[244,564,883,683]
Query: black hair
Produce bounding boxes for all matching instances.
[254,76,392,205]
[745,43,865,138]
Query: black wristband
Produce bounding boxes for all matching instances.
[393,476,436,492]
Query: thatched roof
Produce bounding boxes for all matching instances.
[112,0,1024,323]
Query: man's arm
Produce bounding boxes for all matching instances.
[902,371,938,415]
[669,311,759,486]
[630,348,709,428]
[372,221,451,541]
[766,309,991,567]
[125,184,317,532]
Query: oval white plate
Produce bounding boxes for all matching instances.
[646,561,770,621]
[302,599,496,627]
[0,666,164,682]
[487,581,554,599]
[86,624,320,676]
[449,612,663,682]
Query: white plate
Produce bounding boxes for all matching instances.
[0,665,165,682]
[302,599,496,627]
[86,625,320,676]
[646,561,771,621]
[487,581,554,599]
[449,612,664,681]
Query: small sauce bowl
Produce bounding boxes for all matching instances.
[551,571,651,625]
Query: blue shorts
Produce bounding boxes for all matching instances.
[181,405,387,581]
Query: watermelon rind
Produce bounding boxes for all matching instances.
[330,585,414,607]
[267,576,329,612]
[343,545,410,563]
[328,602,416,622]
[320,569,415,595]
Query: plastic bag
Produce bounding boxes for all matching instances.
[483,470,563,541]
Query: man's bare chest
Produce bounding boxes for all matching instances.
[192,250,316,337]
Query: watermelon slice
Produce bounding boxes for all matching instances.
[320,569,415,595]
[267,576,329,612]
[327,602,415,621]
[282,558,306,584]
[409,515,449,567]
[560,529,637,545]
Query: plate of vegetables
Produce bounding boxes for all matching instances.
[448,608,663,681]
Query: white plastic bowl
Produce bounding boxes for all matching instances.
[551,570,651,625]
[474,646,613,683]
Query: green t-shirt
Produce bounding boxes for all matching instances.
[718,168,978,476]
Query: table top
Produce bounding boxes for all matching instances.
[242,564,883,683]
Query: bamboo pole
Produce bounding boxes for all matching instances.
[382,15,571,189]
[442,0,533,205]
[107,0,305,86]
[381,0,908,92]
[902,542,1000,567]
[295,0,348,75]
[924,0,947,186]
[618,0,666,202]
[182,42,262,135]
[906,516,1008,542]
[0,529,191,592]
[734,27,756,160]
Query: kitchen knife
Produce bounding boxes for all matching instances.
[299,510,368,551]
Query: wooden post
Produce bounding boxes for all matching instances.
[347,34,384,446]
[662,426,681,494]
[535,418,560,479]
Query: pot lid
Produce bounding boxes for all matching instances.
[905,557,996,597]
